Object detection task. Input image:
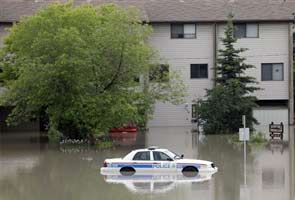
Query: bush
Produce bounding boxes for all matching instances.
[250,132,267,143]
[48,127,63,142]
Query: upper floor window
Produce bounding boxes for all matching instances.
[171,24,196,39]
[133,151,151,161]
[261,63,283,81]
[191,64,208,79]
[234,23,258,38]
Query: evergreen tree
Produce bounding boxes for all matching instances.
[195,16,259,134]
[216,16,258,94]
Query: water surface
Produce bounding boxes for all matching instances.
[0,127,294,200]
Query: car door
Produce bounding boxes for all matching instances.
[132,151,153,173]
[152,151,177,172]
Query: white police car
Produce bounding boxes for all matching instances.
[100,146,217,175]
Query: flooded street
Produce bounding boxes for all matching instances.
[0,127,295,200]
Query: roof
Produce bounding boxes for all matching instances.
[1,0,295,23]
[133,147,167,151]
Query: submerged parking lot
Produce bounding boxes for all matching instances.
[0,127,294,200]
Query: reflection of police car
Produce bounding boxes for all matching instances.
[104,173,213,193]
[100,146,217,175]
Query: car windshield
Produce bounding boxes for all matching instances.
[164,150,181,160]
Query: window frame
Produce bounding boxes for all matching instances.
[170,23,197,39]
[261,63,284,81]
[190,64,208,79]
[152,151,173,161]
[233,23,259,38]
[132,151,151,161]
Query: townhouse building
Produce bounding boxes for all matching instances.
[0,0,295,133]
[148,20,293,129]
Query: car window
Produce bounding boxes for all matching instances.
[133,151,150,161]
[153,151,173,161]
[164,150,180,159]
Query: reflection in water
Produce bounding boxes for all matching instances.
[0,155,40,181]
[104,173,214,194]
[0,127,294,200]
[267,140,289,154]
[262,168,285,189]
[146,127,295,200]
[109,132,138,146]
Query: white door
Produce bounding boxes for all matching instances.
[132,151,153,173]
[152,151,177,172]
[253,107,288,140]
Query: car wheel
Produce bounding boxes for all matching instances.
[120,167,136,176]
[182,166,198,177]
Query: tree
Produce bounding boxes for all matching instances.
[0,3,185,139]
[216,15,258,94]
[195,16,259,134]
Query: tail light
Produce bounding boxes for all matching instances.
[103,161,107,167]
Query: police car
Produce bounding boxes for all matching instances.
[100,146,217,175]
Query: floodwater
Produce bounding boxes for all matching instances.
[0,127,295,200]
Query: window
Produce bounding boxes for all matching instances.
[234,23,258,38]
[190,64,208,78]
[133,151,150,161]
[149,64,169,82]
[261,63,283,81]
[171,24,196,39]
[153,151,173,161]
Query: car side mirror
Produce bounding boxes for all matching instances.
[167,158,173,161]
[181,154,184,159]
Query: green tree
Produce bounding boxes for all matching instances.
[195,16,259,134]
[216,15,258,94]
[0,3,185,139]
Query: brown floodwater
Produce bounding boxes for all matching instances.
[0,126,294,200]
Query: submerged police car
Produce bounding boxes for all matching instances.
[100,146,217,176]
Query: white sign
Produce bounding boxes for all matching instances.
[239,128,249,141]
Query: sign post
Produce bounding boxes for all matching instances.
[239,115,250,200]
[243,115,246,186]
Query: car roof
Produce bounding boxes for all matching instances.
[132,147,169,152]
[123,147,175,160]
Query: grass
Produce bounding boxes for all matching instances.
[96,140,113,149]
[250,132,268,143]
[226,131,268,148]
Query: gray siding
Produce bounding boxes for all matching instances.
[148,23,215,126]
[149,22,290,127]
[218,23,289,100]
